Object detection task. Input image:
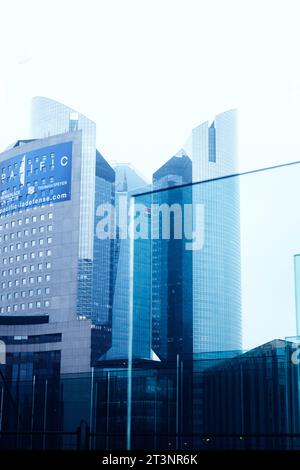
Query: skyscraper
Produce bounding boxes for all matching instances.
[189,109,242,353]
[0,98,116,379]
[151,151,193,361]
[104,164,148,360]
[0,132,94,375]
[31,97,116,359]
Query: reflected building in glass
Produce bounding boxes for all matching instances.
[151,151,193,361]
[103,165,148,360]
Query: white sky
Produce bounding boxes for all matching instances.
[1,0,300,180]
[0,0,300,349]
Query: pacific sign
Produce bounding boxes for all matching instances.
[0,141,72,215]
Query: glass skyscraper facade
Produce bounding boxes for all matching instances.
[190,110,242,353]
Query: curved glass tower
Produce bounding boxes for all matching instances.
[190,109,242,353]
[31,97,115,358]
[31,97,97,261]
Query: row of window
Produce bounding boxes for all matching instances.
[0,234,53,245]
[1,249,52,263]
[1,274,51,289]
[0,300,50,313]
[1,287,50,301]
[0,236,53,254]
[2,262,51,276]
[0,226,53,244]
[0,212,53,229]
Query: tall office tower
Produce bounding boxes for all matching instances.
[31,97,115,360]
[103,164,148,360]
[0,132,95,375]
[151,151,193,361]
[189,109,242,353]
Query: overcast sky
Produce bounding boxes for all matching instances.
[1,0,300,180]
[1,0,300,348]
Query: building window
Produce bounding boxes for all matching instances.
[36,301,41,308]
[44,300,50,307]
[208,124,216,163]
[47,237,52,244]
